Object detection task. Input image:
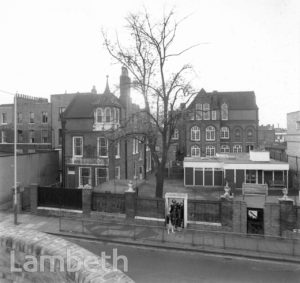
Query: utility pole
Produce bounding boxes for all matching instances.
[14,93,17,225]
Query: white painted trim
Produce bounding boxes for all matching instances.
[187,221,221,226]
[37,207,83,213]
[135,216,165,222]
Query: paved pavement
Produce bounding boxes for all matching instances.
[0,210,300,264]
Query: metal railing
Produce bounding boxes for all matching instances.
[59,216,300,258]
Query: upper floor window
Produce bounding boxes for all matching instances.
[247,129,254,139]
[29,112,34,123]
[98,137,108,157]
[18,130,23,143]
[96,108,103,123]
[221,103,228,120]
[220,145,230,153]
[203,103,210,120]
[211,110,216,120]
[42,112,48,123]
[220,127,229,139]
[79,167,91,187]
[17,112,22,123]
[206,145,215,157]
[233,144,242,153]
[206,126,215,141]
[29,130,35,143]
[191,145,201,157]
[235,129,241,140]
[41,130,49,143]
[73,136,83,157]
[115,108,120,123]
[133,138,139,154]
[172,128,179,140]
[195,103,202,120]
[191,126,200,141]
[59,107,66,120]
[1,113,7,124]
[105,108,111,122]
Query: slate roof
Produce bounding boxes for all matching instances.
[63,91,123,119]
[188,88,258,110]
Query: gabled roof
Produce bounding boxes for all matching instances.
[188,89,258,110]
[63,92,123,119]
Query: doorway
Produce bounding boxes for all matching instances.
[247,208,264,234]
[165,193,188,228]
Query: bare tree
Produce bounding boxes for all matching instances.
[103,9,197,198]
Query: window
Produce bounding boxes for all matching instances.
[73,136,83,157]
[29,112,34,123]
[17,112,22,123]
[105,108,111,122]
[195,103,202,120]
[211,111,216,120]
[233,144,242,153]
[95,167,108,185]
[296,121,300,130]
[247,129,253,138]
[59,107,66,120]
[146,152,151,172]
[220,127,229,139]
[203,103,210,120]
[115,167,120,180]
[67,167,75,175]
[98,137,108,157]
[1,131,7,143]
[191,126,200,141]
[220,145,230,153]
[79,167,91,186]
[172,128,179,140]
[206,126,215,141]
[115,108,120,123]
[42,112,48,123]
[191,145,201,157]
[235,129,241,140]
[221,103,228,120]
[133,138,139,154]
[96,108,103,123]
[115,141,120,158]
[29,130,35,143]
[246,170,256,184]
[41,130,48,143]
[1,113,7,124]
[206,145,215,157]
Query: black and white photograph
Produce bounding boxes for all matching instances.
[0,0,300,282]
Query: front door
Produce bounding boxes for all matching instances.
[247,208,264,234]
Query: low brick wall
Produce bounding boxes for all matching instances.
[0,226,133,283]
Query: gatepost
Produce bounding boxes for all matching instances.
[125,181,136,219]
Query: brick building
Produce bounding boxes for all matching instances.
[174,89,259,159]
[258,124,275,148]
[62,67,151,188]
[0,95,51,153]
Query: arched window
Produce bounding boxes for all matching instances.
[203,103,210,120]
[220,145,230,153]
[233,144,242,153]
[235,129,241,140]
[111,108,115,122]
[105,108,111,122]
[247,129,253,138]
[96,108,103,123]
[172,128,179,140]
[191,145,201,157]
[221,103,228,120]
[191,126,200,141]
[206,126,215,141]
[220,127,229,139]
[195,103,202,120]
[206,145,215,157]
[115,108,120,123]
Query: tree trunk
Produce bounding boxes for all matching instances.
[155,168,165,198]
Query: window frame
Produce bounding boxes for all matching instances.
[191,145,201,157]
[233,144,242,153]
[221,103,228,120]
[97,137,108,158]
[220,145,230,153]
[203,103,210,120]
[115,166,120,180]
[42,111,48,124]
[79,167,91,187]
[29,112,35,124]
[133,138,139,154]
[73,136,83,157]
[115,141,120,159]
[206,126,215,141]
[195,103,202,120]
[211,110,216,120]
[1,112,7,124]
[105,107,111,123]
[191,126,200,141]
[95,167,109,185]
[172,128,179,140]
[206,145,215,157]
[220,127,229,139]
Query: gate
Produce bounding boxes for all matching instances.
[247,208,264,234]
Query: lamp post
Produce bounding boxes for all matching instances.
[14,93,18,225]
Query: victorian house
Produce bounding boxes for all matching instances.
[62,67,151,188]
[172,89,259,159]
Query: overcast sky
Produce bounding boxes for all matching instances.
[0,0,299,127]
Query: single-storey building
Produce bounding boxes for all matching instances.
[183,151,289,189]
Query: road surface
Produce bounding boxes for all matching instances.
[68,237,300,283]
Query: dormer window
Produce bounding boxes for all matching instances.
[94,107,120,131]
[105,108,111,122]
[97,108,103,123]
